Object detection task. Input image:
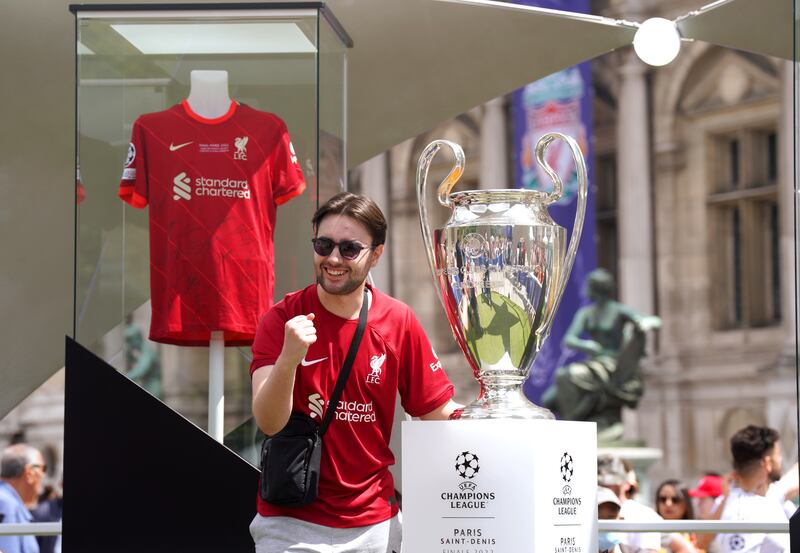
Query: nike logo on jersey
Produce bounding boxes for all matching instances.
[169,141,193,151]
[300,356,328,367]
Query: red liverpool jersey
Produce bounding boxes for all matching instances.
[251,284,455,527]
[119,100,306,346]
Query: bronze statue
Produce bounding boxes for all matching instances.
[541,268,660,443]
[124,322,162,399]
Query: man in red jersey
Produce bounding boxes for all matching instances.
[250,192,462,553]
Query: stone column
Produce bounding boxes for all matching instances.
[480,97,509,189]
[764,61,799,467]
[616,50,660,465]
[616,52,655,316]
[778,61,796,362]
[359,152,392,293]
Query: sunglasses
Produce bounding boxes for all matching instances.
[657,495,684,505]
[311,237,374,260]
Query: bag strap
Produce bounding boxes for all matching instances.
[319,287,369,436]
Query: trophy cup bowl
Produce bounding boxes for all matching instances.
[417,133,588,419]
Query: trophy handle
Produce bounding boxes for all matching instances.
[416,140,466,299]
[535,132,588,337]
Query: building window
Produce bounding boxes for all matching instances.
[708,128,780,329]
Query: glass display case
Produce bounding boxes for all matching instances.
[71,3,349,463]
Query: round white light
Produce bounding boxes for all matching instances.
[633,17,681,67]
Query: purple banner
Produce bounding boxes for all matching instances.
[512,0,598,404]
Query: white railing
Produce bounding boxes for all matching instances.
[0,520,790,536]
[598,520,790,533]
[0,522,61,536]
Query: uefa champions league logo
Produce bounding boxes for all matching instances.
[455,451,480,479]
[560,452,574,495]
[455,451,479,491]
[554,451,581,515]
[443,450,495,508]
[560,452,573,482]
[125,143,136,167]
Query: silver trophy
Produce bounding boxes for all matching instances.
[417,133,588,419]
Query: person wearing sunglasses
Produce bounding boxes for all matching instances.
[250,192,462,553]
[655,480,700,553]
[0,443,46,553]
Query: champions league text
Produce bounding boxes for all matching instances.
[553,496,581,516]
[440,491,495,509]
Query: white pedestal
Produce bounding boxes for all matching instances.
[402,420,597,553]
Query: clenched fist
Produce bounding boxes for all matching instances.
[282,313,317,365]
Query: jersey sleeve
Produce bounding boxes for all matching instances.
[250,300,289,375]
[270,121,306,206]
[118,119,148,208]
[397,308,455,417]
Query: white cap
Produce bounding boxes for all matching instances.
[597,486,622,507]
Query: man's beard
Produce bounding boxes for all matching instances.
[316,263,369,296]
[769,466,782,483]
[317,272,365,295]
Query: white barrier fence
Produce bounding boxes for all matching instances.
[0,523,61,536]
[0,520,790,536]
[598,520,790,533]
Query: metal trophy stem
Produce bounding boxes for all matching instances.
[417,133,588,419]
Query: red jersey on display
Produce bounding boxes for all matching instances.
[119,101,306,346]
[251,284,455,527]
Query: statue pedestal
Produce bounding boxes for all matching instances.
[402,420,597,553]
[597,446,663,507]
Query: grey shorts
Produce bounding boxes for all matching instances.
[249,513,402,553]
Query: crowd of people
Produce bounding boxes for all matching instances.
[598,424,798,553]
[0,444,61,553]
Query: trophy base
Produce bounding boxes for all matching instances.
[457,387,555,420]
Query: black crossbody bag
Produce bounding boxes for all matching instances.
[259,289,369,507]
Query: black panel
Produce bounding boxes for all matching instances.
[64,337,259,553]
[791,506,800,553]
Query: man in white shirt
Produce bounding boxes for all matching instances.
[714,425,790,553]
